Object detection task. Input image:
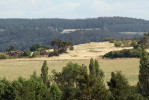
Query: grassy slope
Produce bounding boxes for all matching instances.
[0,58,139,86]
[0,42,139,86]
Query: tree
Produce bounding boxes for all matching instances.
[95,59,104,80]
[52,62,87,99]
[6,45,16,52]
[41,61,49,85]
[30,44,41,52]
[107,71,131,99]
[89,58,95,76]
[77,59,109,100]
[51,39,73,53]
[77,74,94,100]
[137,46,149,97]
[23,50,31,56]
[50,83,62,100]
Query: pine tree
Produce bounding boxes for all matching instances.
[89,58,95,76]
[41,61,48,85]
[137,46,149,97]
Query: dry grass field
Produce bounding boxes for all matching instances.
[0,42,139,86]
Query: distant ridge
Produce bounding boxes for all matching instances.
[0,16,149,32]
[0,17,147,51]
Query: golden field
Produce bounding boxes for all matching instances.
[0,42,140,86]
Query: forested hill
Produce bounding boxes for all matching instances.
[0,17,149,32]
[0,17,148,51]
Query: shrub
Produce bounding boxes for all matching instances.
[32,51,40,57]
[6,45,16,52]
[58,49,67,53]
[40,50,48,55]
[0,53,9,59]
[130,41,137,47]
[87,40,91,44]
[30,44,41,52]
[48,51,59,57]
[114,41,122,47]
[109,39,115,43]
[23,50,31,56]
[69,46,74,50]
[104,38,120,43]
[122,40,131,47]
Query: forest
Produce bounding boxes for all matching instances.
[0,17,146,51]
[1,17,149,32]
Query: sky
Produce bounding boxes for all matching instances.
[0,0,149,20]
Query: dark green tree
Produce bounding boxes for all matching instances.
[137,46,149,97]
[50,83,62,100]
[41,61,49,85]
[107,71,131,100]
[52,62,87,99]
[51,39,73,54]
[95,59,104,80]
[0,78,13,99]
[89,58,95,76]
[6,45,16,52]
[23,49,31,56]
[30,44,41,52]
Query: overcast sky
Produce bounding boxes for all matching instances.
[0,0,149,20]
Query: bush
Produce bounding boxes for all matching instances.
[103,49,142,58]
[59,49,67,53]
[0,53,9,59]
[104,38,120,43]
[40,50,48,55]
[69,46,74,50]
[87,40,91,44]
[48,51,59,57]
[130,41,137,47]
[114,41,122,47]
[32,51,40,57]
[30,44,41,52]
[23,50,31,56]
[122,40,131,47]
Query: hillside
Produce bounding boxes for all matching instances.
[48,42,133,60]
[0,16,147,51]
[1,17,149,32]
[15,42,133,60]
[0,42,138,86]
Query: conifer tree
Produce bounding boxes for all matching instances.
[41,61,48,85]
[137,46,149,97]
[89,58,95,76]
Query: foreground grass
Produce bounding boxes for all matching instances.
[0,58,139,86]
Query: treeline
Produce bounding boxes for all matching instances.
[1,48,149,99]
[0,29,136,52]
[103,32,149,58]
[1,17,149,32]
[103,49,142,58]
[0,39,73,59]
